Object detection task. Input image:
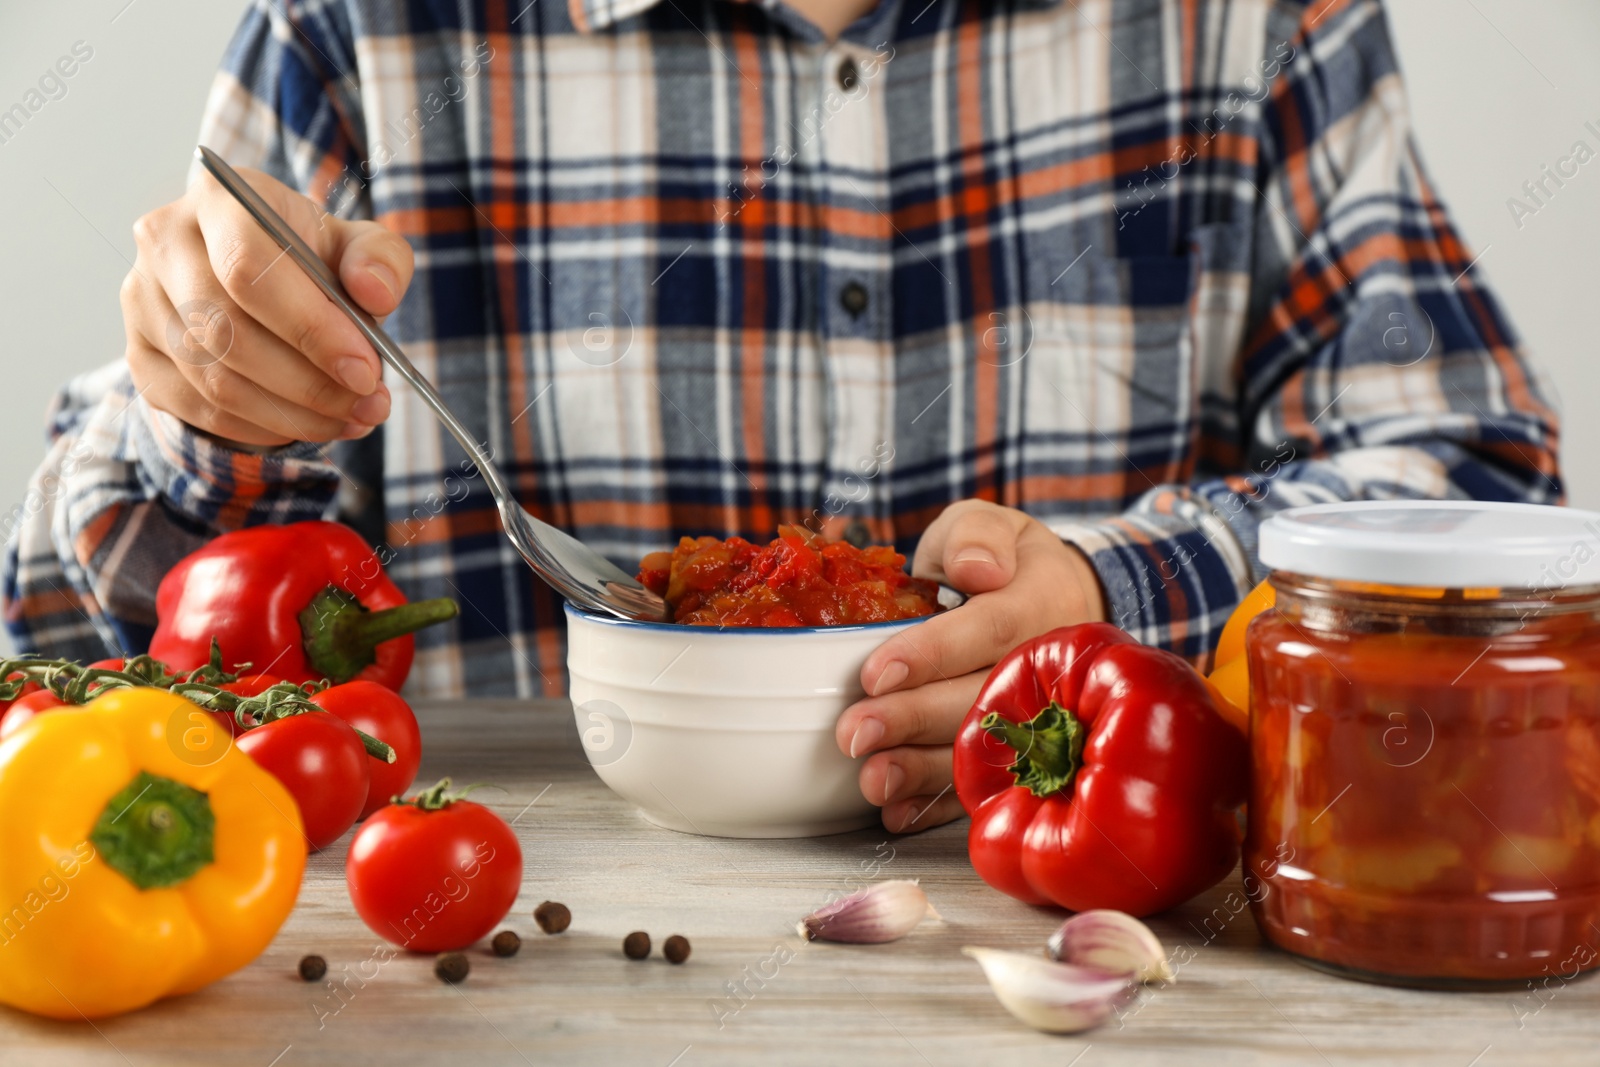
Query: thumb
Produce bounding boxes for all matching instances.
[935,503,1024,595]
[331,219,415,318]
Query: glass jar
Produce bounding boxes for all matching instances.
[1245,501,1600,987]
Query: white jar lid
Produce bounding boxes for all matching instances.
[1258,501,1600,590]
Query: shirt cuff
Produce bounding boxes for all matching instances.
[1048,510,1255,666]
[132,399,342,528]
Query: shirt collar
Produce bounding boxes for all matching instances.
[570,0,1061,35]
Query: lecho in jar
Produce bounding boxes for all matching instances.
[1245,501,1600,987]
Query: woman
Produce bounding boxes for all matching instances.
[3,0,1559,832]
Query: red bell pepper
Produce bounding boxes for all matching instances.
[952,622,1248,917]
[149,521,457,691]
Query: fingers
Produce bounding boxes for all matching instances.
[127,167,410,445]
[862,522,1102,696]
[836,670,985,757]
[191,168,386,396]
[859,745,950,807]
[863,583,1036,694]
[334,219,415,318]
[838,500,1112,837]
[861,745,967,833]
[133,215,388,429]
[130,335,352,445]
[881,790,966,834]
[839,672,982,834]
[128,339,297,447]
[911,499,1027,593]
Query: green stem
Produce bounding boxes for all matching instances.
[62,668,143,704]
[979,701,1088,799]
[297,586,459,684]
[89,771,215,889]
[172,680,396,763]
[343,598,461,647]
[348,725,398,763]
[0,648,237,704]
[398,777,486,811]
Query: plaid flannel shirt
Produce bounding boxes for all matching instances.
[3,0,1561,697]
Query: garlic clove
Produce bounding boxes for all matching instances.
[798,879,932,943]
[963,947,1138,1034]
[1045,910,1174,983]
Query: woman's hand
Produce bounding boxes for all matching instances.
[835,500,1106,832]
[122,167,413,447]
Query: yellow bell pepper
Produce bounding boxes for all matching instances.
[1214,578,1275,670]
[0,687,305,1019]
[1207,578,1276,734]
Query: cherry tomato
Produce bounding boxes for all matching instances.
[346,783,523,952]
[237,713,371,850]
[313,681,423,819]
[0,673,42,718]
[0,689,67,739]
[0,659,144,738]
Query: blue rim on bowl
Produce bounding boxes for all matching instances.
[563,584,966,634]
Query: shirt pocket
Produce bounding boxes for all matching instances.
[1019,221,1251,512]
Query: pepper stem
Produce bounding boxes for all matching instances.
[89,771,216,889]
[979,702,1088,799]
[297,586,459,684]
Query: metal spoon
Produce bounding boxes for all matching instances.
[194,145,669,623]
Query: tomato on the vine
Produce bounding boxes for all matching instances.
[222,674,288,698]
[313,681,422,819]
[1,658,167,738]
[208,673,286,736]
[237,713,370,850]
[346,779,522,952]
[0,690,67,739]
[0,671,41,716]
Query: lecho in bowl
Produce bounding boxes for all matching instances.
[565,530,955,838]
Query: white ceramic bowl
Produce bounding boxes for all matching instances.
[565,603,944,838]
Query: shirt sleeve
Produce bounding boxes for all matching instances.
[2,0,366,657]
[1050,0,1561,668]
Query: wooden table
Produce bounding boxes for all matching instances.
[3,700,1596,1066]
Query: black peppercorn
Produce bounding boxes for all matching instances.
[534,901,571,934]
[298,955,327,982]
[492,930,522,957]
[435,952,470,983]
[623,931,651,960]
[663,935,691,964]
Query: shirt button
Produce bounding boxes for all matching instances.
[839,281,869,317]
[837,57,859,92]
[842,519,872,548]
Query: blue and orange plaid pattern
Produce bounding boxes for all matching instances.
[3,0,1561,696]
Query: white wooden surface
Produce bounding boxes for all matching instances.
[0,699,1595,1066]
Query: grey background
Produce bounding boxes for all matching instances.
[0,0,1595,638]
